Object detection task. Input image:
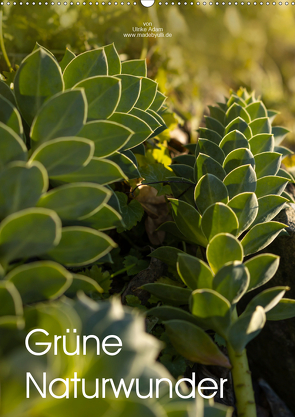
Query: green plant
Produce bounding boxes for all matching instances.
[0,35,167,327]
[144,88,295,417]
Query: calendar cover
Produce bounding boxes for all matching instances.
[1,3,295,417]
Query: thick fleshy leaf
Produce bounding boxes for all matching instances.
[246,101,267,120]
[64,273,103,296]
[194,174,229,214]
[63,49,107,89]
[223,148,255,174]
[47,226,116,266]
[115,75,141,113]
[224,117,252,139]
[266,299,295,321]
[157,221,188,241]
[169,199,207,247]
[228,306,266,353]
[141,283,192,306]
[14,48,64,125]
[177,253,213,290]
[241,221,286,256]
[205,116,224,136]
[208,105,225,125]
[6,261,72,304]
[219,130,249,155]
[170,164,194,181]
[147,305,206,327]
[30,89,87,144]
[190,289,231,337]
[104,43,121,75]
[82,204,123,231]
[30,137,94,177]
[149,246,185,268]
[0,208,61,266]
[243,287,288,316]
[249,117,271,135]
[207,233,243,273]
[37,183,110,221]
[0,95,23,138]
[0,162,48,219]
[50,157,126,185]
[59,48,76,72]
[252,195,288,226]
[109,112,152,150]
[228,192,258,235]
[135,78,157,110]
[77,120,132,158]
[223,165,256,199]
[255,176,289,198]
[201,203,239,241]
[0,281,23,318]
[275,145,293,158]
[0,80,16,106]
[254,152,281,178]
[0,123,27,169]
[149,91,166,112]
[194,154,226,182]
[248,133,274,156]
[212,262,249,304]
[173,154,196,167]
[196,139,225,165]
[164,320,231,368]
[198,128,222,145]
[121,59,147,77]
[225,103,250,124]
[245,254,280,291]
[130,107,160,132]
[227,94,246,108]
[107,152,140,179]
[272,126,290,146]
[74,76,120,120]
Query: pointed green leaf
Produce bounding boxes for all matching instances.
[63,49,107,89]
[254,152,281,178]
[0,123,27,169]
[107,152,140,180]
[130,107,160,131]
[121,59,147,77]
[164,320,231,368]
[149,246,185,267]
[135,78,158,111]
[65,273,103,296]
[228,306,266,353]
[249,117,271,135]
[77,120,132,158]
[196,138,225,165]
[201,203,239,241]
[59,48,76,72]
[245,101,268,120]
[142,283,192,306]
[198,128,223,145]
[212,262,249,304]
[266,299,295,321]
[50,157,126,185]
[37,183,110,221]
[228,192,258,235]
[0,80,16,106]
[157,221,188,241]
[30,89,87,144]
[104,43,121,75]
[244,287,288,316]
[147,305,205,327]
[109,112,152,150]
[223,148,255,174]
[173,154,196,167]
[190,289,231,337]
[225,103,250,124]
[223,165,257,199]
[224,117,252,139]
[227,94,246,108]
[82,204,123,231]
[207,233,243,274]
[0,208,61,266]
[241,221,286,256]
[0,281,23,318]
[115,74,141,113]
[170,164,194,181]
[195,174,229,214]
[205,116,224,136]
[255,176,289,198]
[208,105,225,125]
[47,227,116,266]
[248,133,274,155]
[6,261,72,304]
[0,162,48,219]
[272,126,290,146]
[177,253,214,290]
[74,76,121,120]
[219,130,249,155]
[245,254,280,292]
[0,95,23,138]
[169,199,207,247]
[14,48,64,125]
[30,137,94,177]
[252,195,288,226]
[194,153,226,182]
[149,91,166,112]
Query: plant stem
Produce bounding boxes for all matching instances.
[226,310,257,417]
[0,11,13,72]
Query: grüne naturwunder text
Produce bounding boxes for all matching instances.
[25,328,228,400]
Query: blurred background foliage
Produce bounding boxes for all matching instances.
[1,4,295,148]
